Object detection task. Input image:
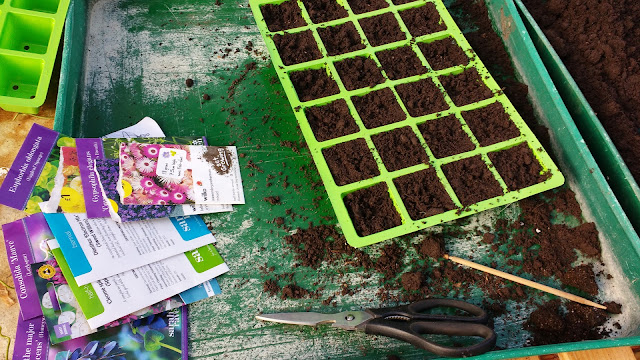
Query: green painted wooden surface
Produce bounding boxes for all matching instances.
[54,0,640,358]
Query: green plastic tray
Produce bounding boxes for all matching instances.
[54,0,640,357]
[513,0,640,237]
[249,0,564,247]
[0,0,70,114]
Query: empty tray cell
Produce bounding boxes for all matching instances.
[419,37,470,71]
[418,115,475,158]
[399,3,446,37]
[322,138,380,185]
[260,0,306,32]
[306,99,359,142]
[302,0,348,23]
[442,155,503,206]
[344,182,402,236]
[0,13,54,55]
[273,30,322,66]
[352,87,406,129]
[376,46,428,80]
[392,0,414,4]
[11,0,59,13]
[396,78,448,117]
[0,54,43,99]
[372,126,429,171]
[290,67,340,102]
[348,0,389,14]
[462,102,520,146]
[440,68,493,107]
[334,56,385,91]
[359,13,406,47]
[318,22,366,56]
[489,143,549,191]
[393,168,455,219]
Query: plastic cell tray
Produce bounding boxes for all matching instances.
[0,0,70,114]
[249,0,564,247]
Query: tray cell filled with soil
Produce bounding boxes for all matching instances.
[418,115,475,158]
[371,126,429,171]
[442,156,503,206]
[251,0,564,247]
[393,168,456,219]
[347,0,389,15]
[442,155,504,206]
[489,142,549,191]
[376,45,428,80]
[289,67,340,102]
[305,99,360,142]
[273,30,322,66]
[301,0,348,24]
[395,78,448,117]
[317,22,366,56]
[343,182,402,236]
[440,68,493,106]
[322,138,380,185]
[333,56,385,91]
[352,87,406,129]
[399,3,447,37]
[462,101,520,146]
[261,0,307,32]
[359,12,406,47]
[418,36,470,71]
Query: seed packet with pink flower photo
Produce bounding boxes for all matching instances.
[118,143,245,205]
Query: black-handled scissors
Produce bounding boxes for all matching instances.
[256,298,496,358]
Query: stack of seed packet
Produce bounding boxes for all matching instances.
[1,118,245,360]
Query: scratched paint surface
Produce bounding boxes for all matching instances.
[61,0,640,358]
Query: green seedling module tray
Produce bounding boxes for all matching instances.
[249,0,564,247]
[0,0,70,114]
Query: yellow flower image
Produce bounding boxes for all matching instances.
[59,187,86,213]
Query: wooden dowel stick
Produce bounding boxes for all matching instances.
[444,254,607,310]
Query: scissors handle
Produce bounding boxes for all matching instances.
[358,318,496,358]
[366,298,489,323]
[359,299,495,357]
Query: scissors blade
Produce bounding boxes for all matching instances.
[256,311,373,330]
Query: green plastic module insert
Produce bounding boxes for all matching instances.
[0,0,71,114]
[250,0,564,247]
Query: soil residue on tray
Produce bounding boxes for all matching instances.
[394,169,456,219]
[399,3,447,37]
[261,0,306,32]
[372,127,429,172]
[322,138,380,185]
[318,22,366,56]
[376,46,427,80]
[419,37,469,71]
[523,0,640,182]
[352,88,407,129]
[419,115,476,158]
[344,183,402,236]
[302,0,348,24]
[396,78,449,117]
[290,68,340,101]
[489,143,549,191]
[359,13,406,47]
[306,100,359,142]
[273,31,322,66]
[334,56,385,91]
